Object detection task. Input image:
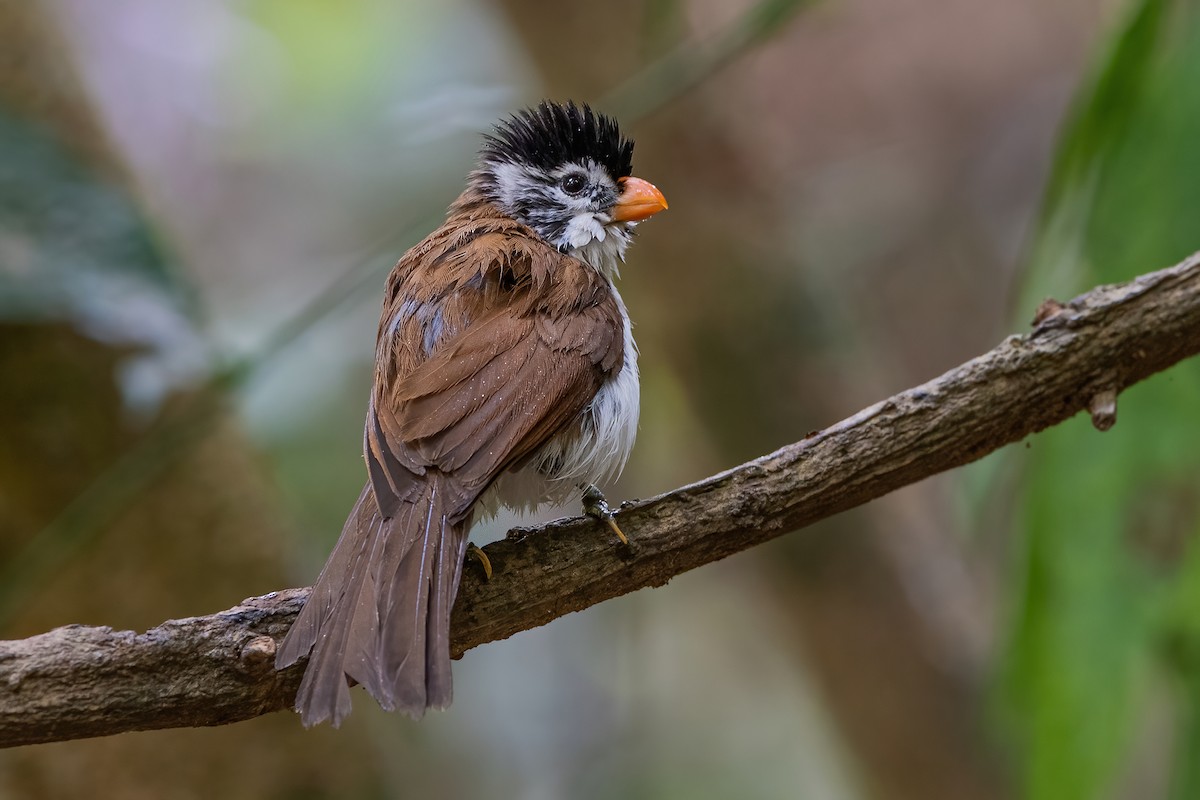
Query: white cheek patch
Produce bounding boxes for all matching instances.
[491,161,531,209]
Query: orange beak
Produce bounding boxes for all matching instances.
[611,176,668,223]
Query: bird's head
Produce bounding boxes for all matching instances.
[475,101,668,276]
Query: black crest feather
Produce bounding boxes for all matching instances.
[481,101,634,180]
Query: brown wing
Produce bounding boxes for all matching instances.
[366,220,624,521]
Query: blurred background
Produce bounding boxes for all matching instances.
[2,0,1200,797]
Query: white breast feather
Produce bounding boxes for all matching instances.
[551,286,640,486]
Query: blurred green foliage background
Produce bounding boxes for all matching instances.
[2,0,1200,798]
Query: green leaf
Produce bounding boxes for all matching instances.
[0,109,195,319]
[998,1,1200,798]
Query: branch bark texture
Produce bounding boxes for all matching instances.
[5,252,1200,748]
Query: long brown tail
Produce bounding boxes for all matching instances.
[276,479,470,727]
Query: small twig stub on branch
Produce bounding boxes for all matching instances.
[1088,388,1119,431]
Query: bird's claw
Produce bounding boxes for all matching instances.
[467,543,492,580]
[581,484,629,546]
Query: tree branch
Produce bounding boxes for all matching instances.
[5,252,1200,748]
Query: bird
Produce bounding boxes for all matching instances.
[275,100,668,727]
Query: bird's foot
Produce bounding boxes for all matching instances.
[581,484,628,546]
[467,543,492,580]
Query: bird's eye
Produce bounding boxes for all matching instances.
[560,174,588,195]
